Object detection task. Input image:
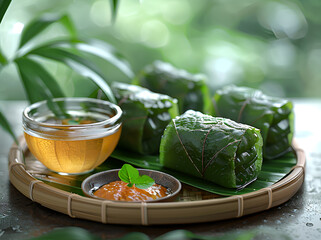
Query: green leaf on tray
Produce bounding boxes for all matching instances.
[34,148,296,196]
[40,180,84,196]
[111,149,297,196]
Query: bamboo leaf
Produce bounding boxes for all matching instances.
[0,110,18,144]
[77,39,134,79]
[29,46,116,103]
[21,38,134,79]
[19,14,76,49]
[15,57,65,103]
[0,49,7,65]
[0,0,11,23]
[59,15,77,39]
[110,0,120,23]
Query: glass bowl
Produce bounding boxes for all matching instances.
[23,98,122,175]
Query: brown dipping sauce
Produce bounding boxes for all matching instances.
[94,181,169,201]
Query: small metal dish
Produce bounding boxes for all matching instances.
[81,169,182,203]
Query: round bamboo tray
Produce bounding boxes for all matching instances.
[8,136,305,225]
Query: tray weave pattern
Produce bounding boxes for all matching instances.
[8,137,305,225]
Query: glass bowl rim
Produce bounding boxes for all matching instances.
[23,97,122,129]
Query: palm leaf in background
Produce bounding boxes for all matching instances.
[18,14,76,49]
[29,46,116,102]
[0,0,14,140]
[0,1,126,141]
[110,0,120,23]
[0,111,17,144]
[0,0,11,68]
[0,49,7,66]
[77,39,134,79]
[0,0,11,23]
[15,57,65,103]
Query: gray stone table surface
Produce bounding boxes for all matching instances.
[0,99,321,239]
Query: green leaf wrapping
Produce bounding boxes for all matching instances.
[212,85,294,159]
[159,110,263,188]
[112,82,179,155]
[135,61,211,114]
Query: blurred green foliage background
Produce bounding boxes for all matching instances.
[1,0,320,99]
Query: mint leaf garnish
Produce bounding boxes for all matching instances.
[134,175,155,189]
[118,164,155,189]
[127,183,134,188]
[118,164,139,185]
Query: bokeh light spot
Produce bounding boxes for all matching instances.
[90,0,111,27]
[140,20,169,48]
[161,0,191,25]
[258,2,308,39]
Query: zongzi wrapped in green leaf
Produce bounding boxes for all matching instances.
[135,61,211,114]
[160,110,263,188]
[112,82,178,155]
[212,85,294,159]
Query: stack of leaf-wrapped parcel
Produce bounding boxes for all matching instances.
[159,110,263,188]
[211,85,294,159]
[110,63,295,190]
[135,61,211,114]
[112,82,178,155]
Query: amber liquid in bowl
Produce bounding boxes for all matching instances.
[25,115,121,174]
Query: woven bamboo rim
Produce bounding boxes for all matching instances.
[8,136,305,225]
